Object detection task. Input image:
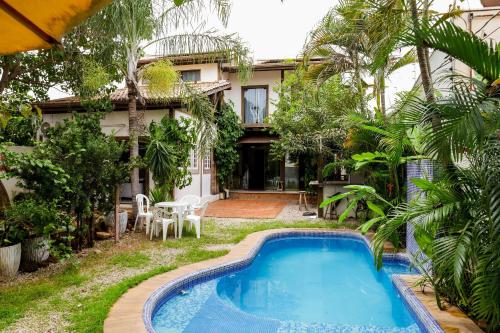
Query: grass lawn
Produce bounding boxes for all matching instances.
[0,218,352,333]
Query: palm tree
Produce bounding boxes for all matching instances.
[303,0,415,116]
[87,0,251,217]
[372,20,500,331]
[408,0,435,104]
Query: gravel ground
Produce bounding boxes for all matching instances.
[1,232,182,333]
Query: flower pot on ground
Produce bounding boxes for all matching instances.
[21,236,49,264]
[219,192,225,200]
[0,243,22,278]
[4,199,62,266]
[106,210,128,235]
[0,218,25,278]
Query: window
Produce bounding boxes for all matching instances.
[181,70,201,82]
[189,150,198,171]
[203,154,211,172]
[243,86,268,124]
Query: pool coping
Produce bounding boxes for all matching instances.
[104,229,448,333]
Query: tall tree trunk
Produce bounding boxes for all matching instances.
[127,78,140,218]
[410,0,444,140]
[380,74,386,117]
[317,137,324,218]
[410,0,434,104]
[114,185,120,243]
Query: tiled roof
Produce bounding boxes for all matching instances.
[37,80,231,112]
[108,80,230,103]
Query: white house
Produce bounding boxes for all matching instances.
[38,54,323,202]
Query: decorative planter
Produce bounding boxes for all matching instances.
[22,236,50,264]
[480,0,500,7]
[219,192,225,200]
[106,211,128,235]
[0,243,21,278]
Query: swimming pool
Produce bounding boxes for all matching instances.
[147,233,436,333]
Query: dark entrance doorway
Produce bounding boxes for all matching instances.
[246,145,265,190]
[234,144,280,190]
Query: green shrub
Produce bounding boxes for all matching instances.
[4,199,62,238]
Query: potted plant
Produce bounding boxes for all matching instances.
[5,199,59,264]
[0,219,25,277]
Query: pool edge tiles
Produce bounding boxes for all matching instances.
[143,230,442,333]
[393,275,444,333]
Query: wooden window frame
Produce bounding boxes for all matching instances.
[241,85,269,127]
[189,149,199,174]
[203,153,211,174]
[180,69,201,82]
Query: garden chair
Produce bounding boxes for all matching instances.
[179,194,201,215]
[185,198,210,239]
[150,208,176,241]
[133,194,154,234]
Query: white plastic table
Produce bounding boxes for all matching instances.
[154,201,190,238]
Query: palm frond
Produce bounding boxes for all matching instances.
[156,0,232,35]
[150,30,252,81]
[405,20,500,84]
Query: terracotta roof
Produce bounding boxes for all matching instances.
[108,80,230,102]
[37,80,231,113]
[221,57,326,72]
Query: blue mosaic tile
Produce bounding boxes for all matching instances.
[143,231,442,333]
[184,292,280,333]
[406,160,434,263]
[392,276,443,333]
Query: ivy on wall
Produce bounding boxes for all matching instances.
[214,102,243,190]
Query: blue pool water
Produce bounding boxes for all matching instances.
[152,236,421,333]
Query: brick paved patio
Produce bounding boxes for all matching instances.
[205,199,288,219]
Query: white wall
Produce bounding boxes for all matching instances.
[173,63,220,82]
[452,9,500,77]
[1,146,34,202]
[419,8,500,94]
[42,109,214,201]
[222,70,282,120]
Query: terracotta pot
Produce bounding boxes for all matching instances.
[0,243,21,278]
[480,0,500,7]
[22,236,50,264]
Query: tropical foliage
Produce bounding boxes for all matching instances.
[318,5,499,330]
[214,102,243,190]
[2,113,129,250]
[146,116,196,195]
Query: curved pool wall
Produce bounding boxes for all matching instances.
[143,231,444,333]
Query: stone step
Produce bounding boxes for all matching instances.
[229,191,316,203]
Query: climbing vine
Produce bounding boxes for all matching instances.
[214,102,243,190]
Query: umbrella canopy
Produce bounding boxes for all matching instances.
[0,0,111,55]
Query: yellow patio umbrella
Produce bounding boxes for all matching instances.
[0,0,111,55]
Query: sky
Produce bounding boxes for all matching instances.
[215,0,483,107]
[221,0,483,60]
[50,0,485,101]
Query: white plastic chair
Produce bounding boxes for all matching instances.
[150,208,176,241]
[185,198,210,239]
[133,194,154,234]
[179,195,201,215]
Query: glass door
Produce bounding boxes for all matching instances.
[243,87,268,125]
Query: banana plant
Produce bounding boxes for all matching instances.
[319,184,392,233]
